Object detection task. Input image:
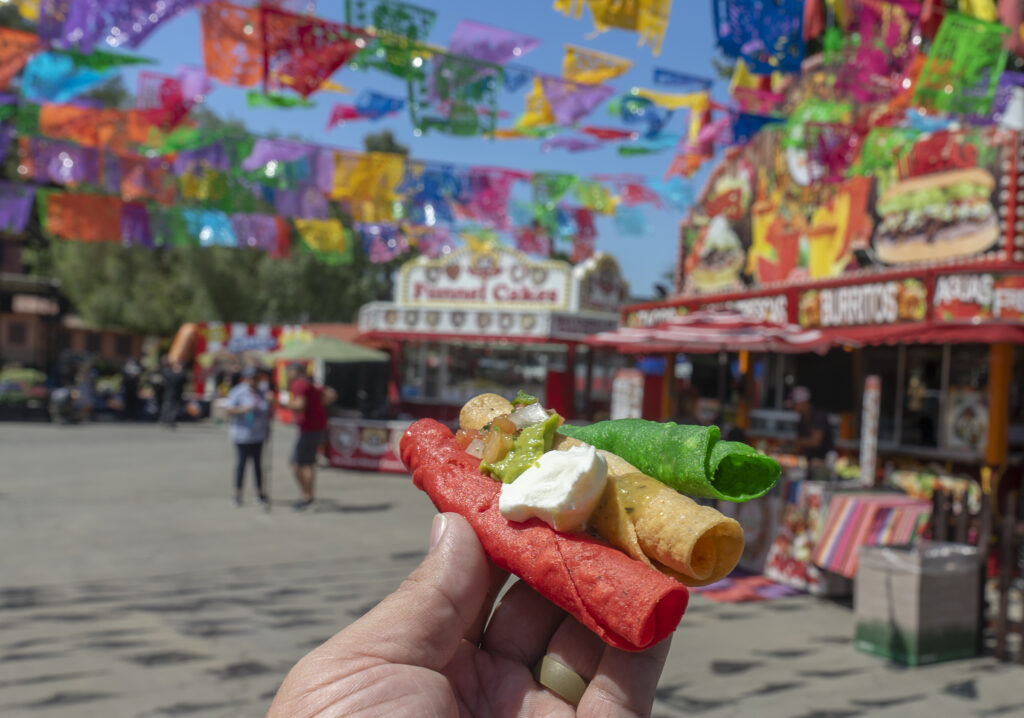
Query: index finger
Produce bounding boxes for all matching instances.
[577,636,672,717]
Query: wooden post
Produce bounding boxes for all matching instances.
[985,343,1013,468]
[736,350,751,430]
[661,353,675,421]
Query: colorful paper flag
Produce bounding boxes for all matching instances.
[542,135,601,152]
[914,12,1008,115]
[562,44,633,84]
[261,5,365,97]
[273,185,328,219]
[293,217,352,264]
[182,208,238,247]
[539,75,615,125]
[200,1,264,88]
[449,19,540,65]
[121,202,153,248]
[653,67,713,91]
[41,190,122,242]
[574,179,619,214]
[246,91,315,108]
[563,0,673,55]
[713,0,805,73]
[39,0,208,52]
[18,136,99,186]
[231,212,291,255]
[0,182,37,234]
[0,27,40,90]
[357,222,410,263]
[407,223,456,258]
[614,205,647,236]
[570,207,597,262]
[615,95,674,139]
[240,138,315,171]
[631,88,709,111]
[121,154,177,204]
[21,52,112,103]
[834,0,920,104]
[514,225,552,256]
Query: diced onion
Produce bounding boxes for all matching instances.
[509,402,549,428]
[466,438,486,459]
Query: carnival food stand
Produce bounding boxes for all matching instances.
[584,43,1024,599]
[358,246,630,422]
[608,123,1024,485]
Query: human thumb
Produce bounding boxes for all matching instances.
[328,512,494,670]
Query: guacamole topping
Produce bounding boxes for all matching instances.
[481,413,560,483]
[512,390,539,407]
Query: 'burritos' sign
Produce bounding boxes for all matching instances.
[398,246,571,310]
[798,279,927,328]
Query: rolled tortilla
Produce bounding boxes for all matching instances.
[400,419,688,651]
[591,473,744,587]
[557,419,780,502]
[553,435,743,587]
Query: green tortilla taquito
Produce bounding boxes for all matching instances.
[557,419,780,502]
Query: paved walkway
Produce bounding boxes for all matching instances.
[1,421,1022,717]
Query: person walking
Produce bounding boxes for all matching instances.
[224,366,271,506]
[122,358,142,421]
[286,363,336,510]
[160,359,186,429]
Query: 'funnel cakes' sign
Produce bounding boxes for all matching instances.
[399,246,572,310]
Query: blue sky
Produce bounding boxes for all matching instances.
[121,0,722,295]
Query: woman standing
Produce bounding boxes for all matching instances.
[224,366,271,506]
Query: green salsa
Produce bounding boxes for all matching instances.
[481,413,560,483]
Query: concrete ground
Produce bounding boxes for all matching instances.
[1,420,1022,718]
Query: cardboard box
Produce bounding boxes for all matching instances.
[854,542,979,666]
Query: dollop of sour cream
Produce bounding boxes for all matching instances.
[498,444,608,533]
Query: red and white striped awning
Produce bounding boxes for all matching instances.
[588,309,843,354]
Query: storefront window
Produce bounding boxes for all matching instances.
[902,346,943,448]
[943,345,990,454]
[399,342,561,405]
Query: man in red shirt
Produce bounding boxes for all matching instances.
[286,363,336,510]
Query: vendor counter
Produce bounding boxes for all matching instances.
[325,417,412,473]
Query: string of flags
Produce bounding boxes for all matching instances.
[0,0,1021,271]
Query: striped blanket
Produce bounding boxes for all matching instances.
[811,493,931,579]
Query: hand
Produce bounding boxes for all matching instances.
[267,512,671,718]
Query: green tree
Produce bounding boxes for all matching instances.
[80,75,133,109]
[47,242,392,336]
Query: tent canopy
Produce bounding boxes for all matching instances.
[588,309,841,355]
[269,336,389,363]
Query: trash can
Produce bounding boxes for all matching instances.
[854,542,979,666]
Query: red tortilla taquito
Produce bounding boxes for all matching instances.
[400,418,689,651]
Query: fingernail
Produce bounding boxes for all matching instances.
[429,513,448,551]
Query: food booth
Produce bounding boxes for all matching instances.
[585,53,1024,594]
[612,121,1024,486]
[358,245,630,423]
